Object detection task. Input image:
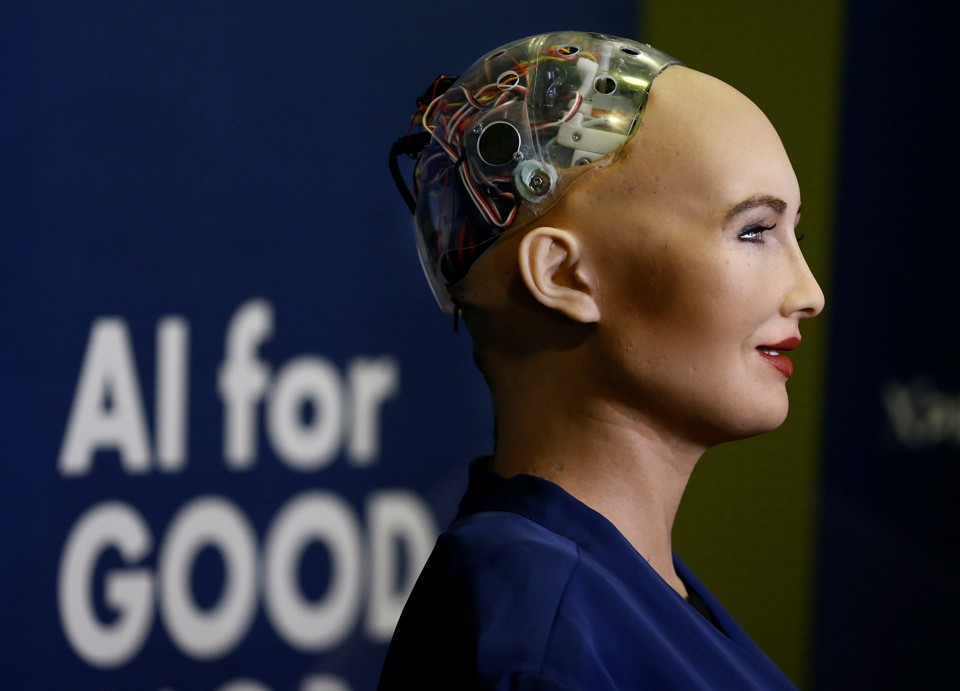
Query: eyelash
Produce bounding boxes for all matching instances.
[739,223,776,243]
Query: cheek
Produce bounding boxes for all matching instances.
[605,242,692,317]
[594,225,759,352]
[649,260,765,386]
[634,251,744,334]
[597,251,712,375]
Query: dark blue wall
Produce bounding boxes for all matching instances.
[817,1,959,687]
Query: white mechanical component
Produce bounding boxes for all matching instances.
[557,112,629,162]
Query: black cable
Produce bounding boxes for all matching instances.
[388,131,431,214]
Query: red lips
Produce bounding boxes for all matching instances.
[757,337,800,378]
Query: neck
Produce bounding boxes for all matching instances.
[488,375,706,597]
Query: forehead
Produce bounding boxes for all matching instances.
[585,67,799,219]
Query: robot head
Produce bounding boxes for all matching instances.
[392,31,682,313]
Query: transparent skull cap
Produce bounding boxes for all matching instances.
[413,31,682,312]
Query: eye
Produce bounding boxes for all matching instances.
[739,223,776,243]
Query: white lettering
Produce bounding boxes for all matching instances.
[301,674,352,691]
[58,319,151,476]
[365,490,437,640]
[57,489,438,669]
[158,497,258,659]
[267,357,344,471]
[58,501,153,667]
[263,492,363,651]
[156,317,189,472]
[882,378,960,449]
[216,681,272,691]
[346,357,400,467]
[219,299,273,470]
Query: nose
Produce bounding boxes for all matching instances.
[781,244,825,319]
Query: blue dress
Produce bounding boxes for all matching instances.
[378,460,797,690]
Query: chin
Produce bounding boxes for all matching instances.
[692,411,786,447]
[744,399,790,437]
[710,396,790,444]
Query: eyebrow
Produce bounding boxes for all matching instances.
[724,194,788,221]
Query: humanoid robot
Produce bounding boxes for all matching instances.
[382,30,822,689]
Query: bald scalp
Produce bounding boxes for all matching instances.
[450,66,791,378]
[561,66,788,230]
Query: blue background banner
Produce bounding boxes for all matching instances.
[1,3,635,689]
[816,0,958,687]
[4,1,958,689]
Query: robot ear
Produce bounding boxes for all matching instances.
[518,227,600,324]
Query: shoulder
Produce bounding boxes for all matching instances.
[416,509,584,637]
[380,510,587,688]
[439,509,580,581]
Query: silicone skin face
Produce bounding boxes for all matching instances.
[569,67,825,446]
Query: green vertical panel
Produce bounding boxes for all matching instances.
[637,2,843,688]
